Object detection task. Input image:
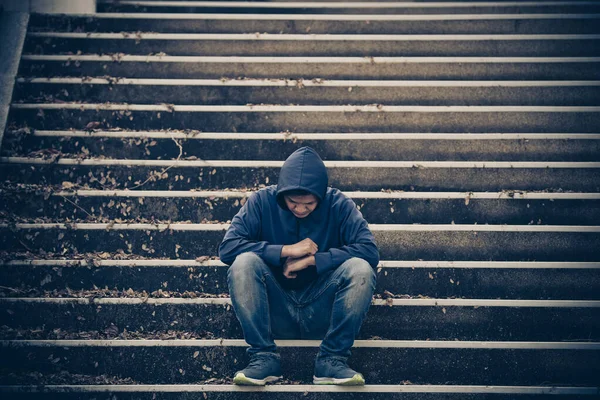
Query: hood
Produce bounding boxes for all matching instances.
[276,147,329,210]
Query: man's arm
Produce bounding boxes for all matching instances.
[313,197,380,275]
[218,193,283,266]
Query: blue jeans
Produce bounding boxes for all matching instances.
[227,252,376,358]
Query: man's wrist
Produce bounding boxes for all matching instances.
[305,255,316,267]
[281,245,290,258]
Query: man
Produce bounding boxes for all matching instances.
[219,146,379,386]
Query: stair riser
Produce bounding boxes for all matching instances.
[96,4,600,14]
[2,264,599,299]
[14,83,600,106]
[4,135,600,161]
[2,301,600,340]
[20,59,600,80]
[23,37,600,57]
[27,15,600,34]
[3,193,598,225]
[1,229,599,261]
[9,109,600,133]
[1,345,598,385]
[2,164,599,191]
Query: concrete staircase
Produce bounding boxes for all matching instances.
[1,0,600,398]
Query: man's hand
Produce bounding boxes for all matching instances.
[281,238,318,259]
[283,255,315,279]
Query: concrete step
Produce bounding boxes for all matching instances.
[27,13,600,34]
[8,104,600,133]
[19,55,600,80]
[0,222,599,260]
[1,158,599,191]
[95,0,600,14]
[13,78,600,106]
[2,297,600,341]
[2,187,599,225]
[23,33,600,57]
[1,384,599,400]
[1,339,599,385]
[2,258,600,299]
[4,130,600,161]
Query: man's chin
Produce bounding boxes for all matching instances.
[293,212,310,218]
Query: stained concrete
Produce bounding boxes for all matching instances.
[0,10,28,151]
[1,0,95,13]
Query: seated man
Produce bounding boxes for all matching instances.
[219,146,379,386]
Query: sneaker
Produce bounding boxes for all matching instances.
[313,355,365,385]
[233,352,282,386]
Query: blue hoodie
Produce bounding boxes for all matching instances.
[218,147,379,289]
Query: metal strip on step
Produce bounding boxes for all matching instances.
[2,259,228,267]
[21,131,600,140]
[0,384,598,394]
[17,78,600,87]
[25,32,600,41]
[0,222,229,230]
[370,224,600,232]
[51,189,251,198]
[68,12,600,21]
[96,1,600,9]
[3,157,600,168]
[380,260,600,269]
[372,299,600,307]
[1,339,599,349]
[2,297,599,308]
[10,103,600,112]
[20,55,600,63]
[1,222,600,232]
[3,259,600,269]
[43,189,600,200]
[344,191,600,199]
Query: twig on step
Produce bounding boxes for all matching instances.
[129,135,183,190]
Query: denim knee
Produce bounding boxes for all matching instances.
[337,258,376,288]
[227,252,269,285]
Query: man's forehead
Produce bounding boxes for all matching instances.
[285,194,318,203]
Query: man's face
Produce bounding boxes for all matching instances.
[284,193,318,219]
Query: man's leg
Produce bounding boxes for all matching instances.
[297,258,376,384]
[227,252,298,385]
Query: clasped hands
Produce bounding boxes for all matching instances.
[280,238,318,279]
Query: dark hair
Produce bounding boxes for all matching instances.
[282,189,313,197]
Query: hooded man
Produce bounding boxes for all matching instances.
[219,146,379,386]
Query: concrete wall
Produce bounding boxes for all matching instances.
[1,0,96,13]
[0,0,95,149]
[0,11,29,151]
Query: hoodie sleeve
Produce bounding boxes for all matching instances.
[218,192,284,266]
[313,197,380,275]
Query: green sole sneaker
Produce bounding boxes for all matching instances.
[313,373,365,386]
[233,372,282,386]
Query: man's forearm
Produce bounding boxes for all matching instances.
[281,247,318,261]
[303,255,316,267]
[281,250,316,266]
[283,254,316,278]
